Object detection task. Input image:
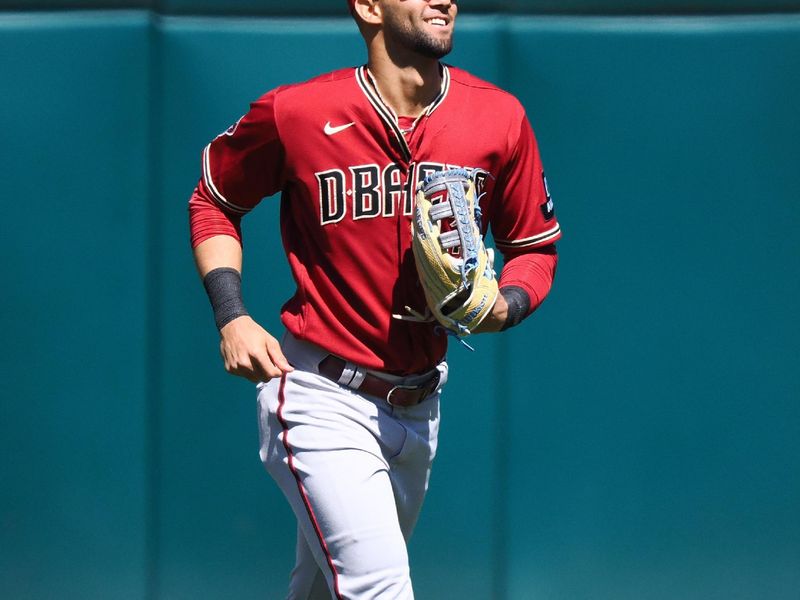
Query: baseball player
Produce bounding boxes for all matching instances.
[189,0,561,598]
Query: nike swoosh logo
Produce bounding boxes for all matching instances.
[324,121,356,135]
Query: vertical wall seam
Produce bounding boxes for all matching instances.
[491,19,512,600]
[144,10,163,600]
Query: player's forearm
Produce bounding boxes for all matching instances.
[498,246,557,309]
[475,246,558,333]
[192,224,292,380]
[191,234,250,332]
[193,234,243,278]
[472,287,526,333]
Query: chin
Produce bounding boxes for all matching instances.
[416,36,453,60]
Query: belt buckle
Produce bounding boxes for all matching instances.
[386,371,439,407]
[386,384,419,407]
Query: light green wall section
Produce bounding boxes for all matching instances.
[1,9,798,600]
[0,12,150,600]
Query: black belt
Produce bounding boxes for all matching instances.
[318,355,440,407]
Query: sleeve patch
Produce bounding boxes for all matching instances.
[540,172,555,221]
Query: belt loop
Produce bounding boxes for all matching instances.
[338,361,367,389]
[337,362,355,386]
[350,367,367,389]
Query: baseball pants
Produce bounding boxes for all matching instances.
[257,333,447,600]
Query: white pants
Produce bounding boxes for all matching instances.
[257,334,447,600]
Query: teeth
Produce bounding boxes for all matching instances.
[429,18,446,26]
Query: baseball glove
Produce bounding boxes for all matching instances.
[409,168,499,339]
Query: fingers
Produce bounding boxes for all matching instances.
[265,335,294,374]
[246,334,294,382]
[223,347,282,383]
[218,319,293,383]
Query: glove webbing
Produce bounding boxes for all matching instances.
[426,178,480,278]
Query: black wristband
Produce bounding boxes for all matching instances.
[202,267,249,330]
[499,286,531,331]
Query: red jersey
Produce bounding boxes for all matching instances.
[190,65,561,374]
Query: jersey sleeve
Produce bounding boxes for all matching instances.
[188,179,242,248]
[498,247,558,315]
[201,88,286,216]
[490,112,561,255]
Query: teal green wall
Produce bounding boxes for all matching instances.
[0,12,151,600]
[3,1,800,13]
[1,6,798,600]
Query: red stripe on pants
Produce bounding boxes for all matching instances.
[276,373,344,600]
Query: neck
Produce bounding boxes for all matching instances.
[367,46,442,118]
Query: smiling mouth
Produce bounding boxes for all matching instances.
[425,17,449,27]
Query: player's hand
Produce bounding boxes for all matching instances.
[472,293,508,333]
[218,316,294,383]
